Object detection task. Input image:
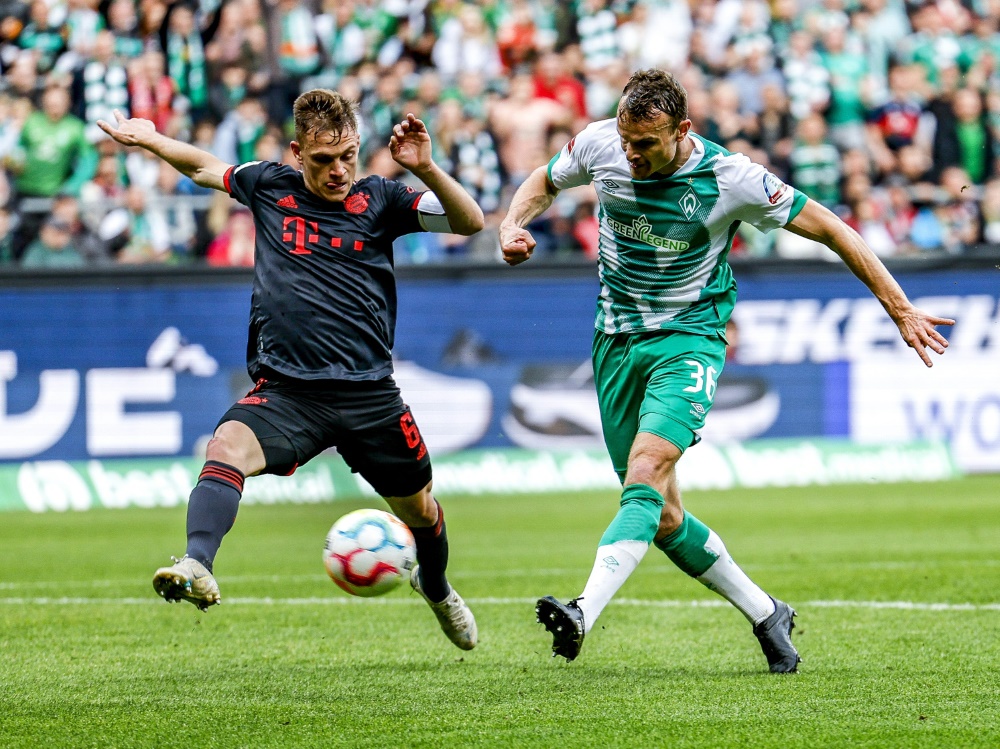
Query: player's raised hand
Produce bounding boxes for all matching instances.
[389,113,432,173]
[892,305,955,367]
[500,224,537,266]
[97,110,157,148]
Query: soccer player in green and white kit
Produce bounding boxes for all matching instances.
[499,69,954,672]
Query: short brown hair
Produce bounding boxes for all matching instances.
[619,69,688,126]
[292,89,359,143]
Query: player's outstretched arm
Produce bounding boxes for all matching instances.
[389,113,484,235]
[499,165,559,266]
[785,198,955,367]
[97,110,232,192]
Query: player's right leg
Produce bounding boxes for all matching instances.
[536,331,651,661]
[154,376,313,611]
[153,418,266,609]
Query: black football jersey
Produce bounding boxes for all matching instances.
[224,161,429,381]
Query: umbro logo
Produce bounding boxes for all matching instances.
[277,195,298,209]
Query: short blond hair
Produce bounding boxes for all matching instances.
[292,89,359,143]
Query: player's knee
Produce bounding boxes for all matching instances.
[626,448,679,487]
[656,503,685,539]
[205,423,263,474]
[385,482,436,527]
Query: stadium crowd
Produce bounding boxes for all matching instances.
[0,0,998,267]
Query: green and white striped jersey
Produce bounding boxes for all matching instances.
[547,119,808,336]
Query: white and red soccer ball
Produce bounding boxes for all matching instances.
[323,509,416,597]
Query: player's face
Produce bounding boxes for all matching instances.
[617,111,691,179]
[291,130,360,202]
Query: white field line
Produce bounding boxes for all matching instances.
[4,558,998,591]
[0,596,998,611]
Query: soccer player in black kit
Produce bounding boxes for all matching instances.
[97,90,485,650]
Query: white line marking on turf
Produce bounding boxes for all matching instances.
[0,597,998,611]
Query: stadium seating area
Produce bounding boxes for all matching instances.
[0,0,998,266]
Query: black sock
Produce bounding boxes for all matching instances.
[185,461,245,573]
[409,499,450,603]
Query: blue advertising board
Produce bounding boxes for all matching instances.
[0,268,997,470]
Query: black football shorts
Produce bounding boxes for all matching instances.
[219,373,432,498]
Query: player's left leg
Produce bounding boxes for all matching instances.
[653,467,800,672]
[337,384,476,651]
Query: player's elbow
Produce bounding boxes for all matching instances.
[453,207,486,236]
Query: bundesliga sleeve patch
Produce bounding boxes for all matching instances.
[763,172,787,205]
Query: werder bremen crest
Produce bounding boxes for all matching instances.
[679,187,701,219]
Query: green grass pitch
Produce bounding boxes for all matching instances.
[1,475,999,748]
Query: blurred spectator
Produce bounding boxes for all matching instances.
[206,205,254,266]
[21,215,86,268]
[2,51,44,104]
[981,178,1000,243]
[64,0,106,65]
[7,84,95,257]
[17,0,66,75]
[898,2,966,89]
[107,0,144,59]
[212,97,267,165]
[789,112,841,207]
[79,153,126,233]
[819,24,874,151]
[314,0,367,81]
[99,184,172,263]
[159,0,228,122]
[71,30,129,144]
[489,71,571,187]
[852,197,897,257]
[928,86,997,185]
[743,83,795,178]
[726,41,784,117]
[495,0,541,71]
[577,0,619,72]
[448,102,502,215]
[0,205,13,263]
[533,51,587,122]
[152,161,198,258]
[866,63,925,177]
[129,51,179,134]
[0,94,31,206]
[936,165,981,252]
[431,3,501,82]
[208,64,249,122]
[701,79,746,146]
[269,0,320,124]
[853,0,910,87]
[617,0,693,72]
[51,192,108,263]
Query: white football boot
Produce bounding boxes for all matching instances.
[410,565,478,650]
[152,556,221,611]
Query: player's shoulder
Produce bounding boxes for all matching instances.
[692,135,763,181]
[570,118,621,156]
[353,174,420,202]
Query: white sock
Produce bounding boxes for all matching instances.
[695,531,776,624]
[575,540,648,633]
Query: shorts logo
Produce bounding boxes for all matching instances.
[238,396,268,405]
[345,192,369,214]
[763,173,786,205]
